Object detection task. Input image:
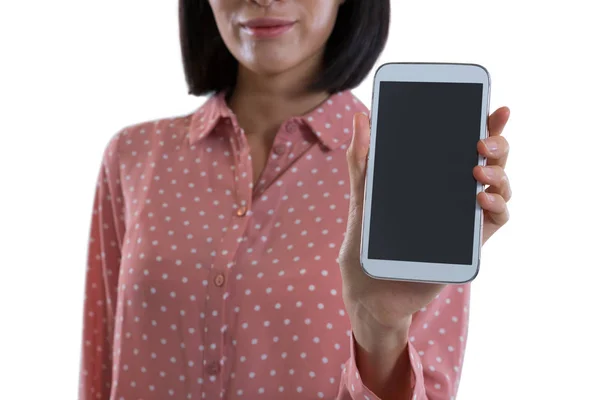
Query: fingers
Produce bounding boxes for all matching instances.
[478,135,509,168]
[481,107,510,168]
[474,161,511,228]
[477,192,510,227]
[473,165,512,202]
[488,107,510,137]
[476,108,512,230]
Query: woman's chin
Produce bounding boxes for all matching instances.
[242,59,297,78]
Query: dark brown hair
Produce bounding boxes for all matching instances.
[179,0,390,96]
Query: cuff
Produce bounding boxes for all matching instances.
[339,333,427,400]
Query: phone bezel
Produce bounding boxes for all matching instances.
[360,62,491,284]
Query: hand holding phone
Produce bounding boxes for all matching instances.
[338,62,511,331]
[360,63,495,284]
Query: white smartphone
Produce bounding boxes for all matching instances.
[360,62,491,284]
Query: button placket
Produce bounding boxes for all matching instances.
[204,123,254,388]
[202,123,253,391]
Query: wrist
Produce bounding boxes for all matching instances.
[352,318,413,399]
[353,315,411,357]
[349,304,412,353]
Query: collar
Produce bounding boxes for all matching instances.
[187,90,367,150]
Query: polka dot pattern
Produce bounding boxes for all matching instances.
[79,91,468,400]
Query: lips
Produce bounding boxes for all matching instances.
[240,18,296,39]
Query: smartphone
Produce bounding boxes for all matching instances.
[360,62,491,284]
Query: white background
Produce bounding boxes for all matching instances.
[1,1,598,399]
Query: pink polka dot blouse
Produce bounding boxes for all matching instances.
[79,91,470,400]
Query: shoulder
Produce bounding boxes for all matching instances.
[329,90,370,115]
[100,107,203,169]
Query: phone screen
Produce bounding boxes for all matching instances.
[368,81,484,265]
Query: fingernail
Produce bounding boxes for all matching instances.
[486,193,495,202]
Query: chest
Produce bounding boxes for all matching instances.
[117,134,352,297]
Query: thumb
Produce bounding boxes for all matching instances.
[347,112,370,207]
[340,112,370,266]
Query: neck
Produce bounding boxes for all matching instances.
[227,56,330,143]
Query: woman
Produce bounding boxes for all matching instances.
[79,0,512,399]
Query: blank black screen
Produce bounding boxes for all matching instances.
[368,81,483,265]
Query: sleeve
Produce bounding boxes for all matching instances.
[78,134,125,400]
[337,284,471,400]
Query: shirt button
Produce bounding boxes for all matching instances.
[273,144,286,156]
[285,121,297,133]
[214,273,225,287]
[236,206,247,217]
[206,361,220,375]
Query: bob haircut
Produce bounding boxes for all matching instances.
[179,0,390,96]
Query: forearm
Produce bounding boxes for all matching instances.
[353,316,414,399]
